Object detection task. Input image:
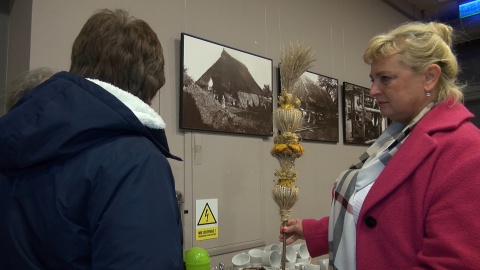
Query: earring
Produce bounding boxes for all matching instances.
[424,86,431,97]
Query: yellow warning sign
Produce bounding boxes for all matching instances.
[195,199,218,241]
[196,227,218,240]
[197,203,217,225]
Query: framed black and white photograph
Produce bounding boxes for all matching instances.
[280,69,339,142]
[180,33,273,137]
[342,82,388,145]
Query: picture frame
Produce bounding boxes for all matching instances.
[180,33,274,137]
[342,82,388,145]
[279,68,339,142]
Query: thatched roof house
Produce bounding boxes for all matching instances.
[196,49,269,109]
[294,75,336,114]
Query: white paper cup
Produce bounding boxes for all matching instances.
[317,259,329,270]
[264,243,281,252]
[232,252,250,268]
[284,245,297,262]
[285,260,296,268]
[296,256,311,264]
[247,248,263,266]
[293,243,309,259]
[305,265,321,270]
[295,262,308,270]
[261,250,281,267]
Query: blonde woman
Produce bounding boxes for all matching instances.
[281,21,480,269]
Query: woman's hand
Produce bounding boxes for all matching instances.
[279,218,304,245]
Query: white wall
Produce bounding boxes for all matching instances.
[6,0,31,83]
[21,0,408,267]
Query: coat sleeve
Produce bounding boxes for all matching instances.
[87,138,184,269]
[415,137,480,269]
[302,217,330,257]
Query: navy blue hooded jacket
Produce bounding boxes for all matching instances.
[0,72,184,269]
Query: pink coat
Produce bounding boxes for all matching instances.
[303,99,480,269]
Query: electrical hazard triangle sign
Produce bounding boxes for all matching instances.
[195,199,218,241]
[197,203,217,225]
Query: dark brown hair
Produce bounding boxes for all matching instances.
[70,9,165,103]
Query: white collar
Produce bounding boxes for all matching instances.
[87,79,165,129]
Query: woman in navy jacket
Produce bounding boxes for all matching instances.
[0,9,184,269]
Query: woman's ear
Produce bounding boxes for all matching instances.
[425,63,441,90]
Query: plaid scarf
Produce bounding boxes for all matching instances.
[327,102,436,270]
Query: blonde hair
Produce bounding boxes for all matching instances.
[363,21,463,103]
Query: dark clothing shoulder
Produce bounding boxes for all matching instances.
[0,72,184,269]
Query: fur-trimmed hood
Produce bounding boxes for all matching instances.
[0,71,180,172]
[87,79,166,129]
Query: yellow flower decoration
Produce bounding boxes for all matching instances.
[278,92,301,109]
[271,142,304,158]
[274,132,299,145]
[277,178,297,187]
[288,143,304,155]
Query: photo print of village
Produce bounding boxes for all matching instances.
[180,33,273,136]
[289,71,339,142]
[343,82,388,145]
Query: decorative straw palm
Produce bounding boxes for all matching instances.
[272,42,315,270]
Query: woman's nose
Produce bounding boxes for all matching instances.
[369,83,380,97]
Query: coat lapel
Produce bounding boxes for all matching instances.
[359,98,473,212]
[361,130,435,210]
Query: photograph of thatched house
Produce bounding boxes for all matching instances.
[180,33,273,136]
[342,82,388,145]
[291,71,339,142]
